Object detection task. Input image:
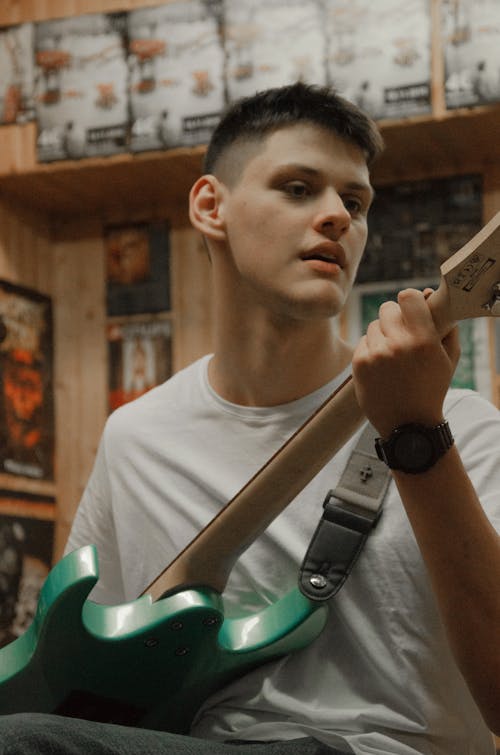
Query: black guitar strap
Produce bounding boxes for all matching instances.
[299,422,391,602]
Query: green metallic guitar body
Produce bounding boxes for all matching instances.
[0,545,327,733]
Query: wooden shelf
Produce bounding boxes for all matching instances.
[375,104,500,184]
[0,105,499,224]
[0,124,205,225]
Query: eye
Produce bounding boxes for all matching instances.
[342,196,364,216]
[282,181,311,199]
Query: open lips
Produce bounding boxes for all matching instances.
[300,242,346,270]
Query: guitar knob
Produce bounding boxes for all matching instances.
[483,282,500,315]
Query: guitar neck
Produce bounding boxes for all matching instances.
[142,374,364,600]
[142,211,500,601]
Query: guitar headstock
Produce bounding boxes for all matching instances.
[437,211,500,323]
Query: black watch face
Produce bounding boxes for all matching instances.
[393,429,434,471]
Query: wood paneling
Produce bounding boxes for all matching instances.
[51,225,107,559]
[0,199,109,561]
[0,194,213,561]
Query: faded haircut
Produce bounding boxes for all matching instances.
[204,81,384,178]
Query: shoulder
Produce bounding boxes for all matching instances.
[444,388,499,427]
[104,354,212,442]
[444,389,500,517]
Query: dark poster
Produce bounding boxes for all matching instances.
[358,174,482,284]
[0,281,54,481]
[105,222,170,316]
[0,509,54,649]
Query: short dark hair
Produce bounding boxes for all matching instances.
[204,81,384,175]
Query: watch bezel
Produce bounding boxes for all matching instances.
[375,421,454,474]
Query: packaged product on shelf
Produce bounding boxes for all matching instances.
[34,12,129,162]
[224,0,326,103]
[0,23,35,125]
[442,0,500,108]
[0,281,54,482]
[128,0,225,152]
[325,0,431,120]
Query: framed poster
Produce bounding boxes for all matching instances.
[0,23,35,125]
[105,222,170,316]
[0,281,54,481]
[0,508,54,649]
[34,12,129,162]
[107,316,172,411]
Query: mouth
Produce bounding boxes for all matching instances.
[300,242,346,272]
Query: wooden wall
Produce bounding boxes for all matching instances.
[0,194,213,560]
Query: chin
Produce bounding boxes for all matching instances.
[283,294,344,321]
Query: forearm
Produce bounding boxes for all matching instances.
[393,445,500,734]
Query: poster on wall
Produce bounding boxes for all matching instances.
[34,12,129,162]
[0,23,35,125]
[224,0,326,103]
[128,0,225,152]
[105,222,170,316]
[107,316,172,411]
[442,0,500,108]
[325,0,431,120]
[358,174,482,284]
[0,281,54,481]
[0,509,54,649]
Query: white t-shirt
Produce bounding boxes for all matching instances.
[66,354,500,755]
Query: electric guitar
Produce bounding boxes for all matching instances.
[0,212,499,733]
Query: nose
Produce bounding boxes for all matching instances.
[313,190,351,238]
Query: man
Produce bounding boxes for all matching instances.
[2,83,499,754]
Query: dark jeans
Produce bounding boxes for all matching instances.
[0,714,348,754]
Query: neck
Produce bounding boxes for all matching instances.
[209,311,353,407]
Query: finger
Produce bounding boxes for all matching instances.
[397,288,437,336]
[364,319,384,350]
[377,299,404,336]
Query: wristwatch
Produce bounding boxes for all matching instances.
[374,420,454,474]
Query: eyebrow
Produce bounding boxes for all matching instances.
[273,163,374,200]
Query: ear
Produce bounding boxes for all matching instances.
[189,175,227,242]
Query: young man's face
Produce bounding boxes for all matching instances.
[217,123,373,322]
